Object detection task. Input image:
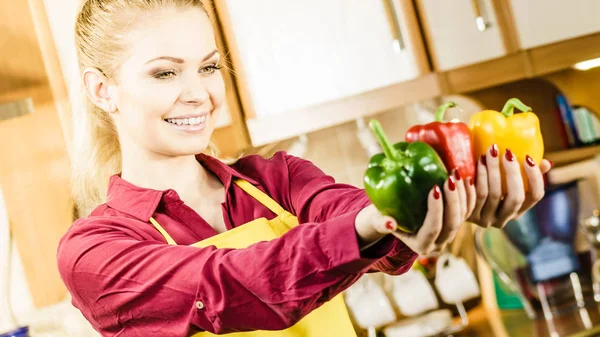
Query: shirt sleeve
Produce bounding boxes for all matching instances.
[284,153,417,275]
[57,212,383,336]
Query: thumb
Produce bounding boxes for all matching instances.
[372,212,398,235]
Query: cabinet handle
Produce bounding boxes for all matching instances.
[471,0,490,32]
[383,0,405,53]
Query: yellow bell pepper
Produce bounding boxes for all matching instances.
[468,98,544,193]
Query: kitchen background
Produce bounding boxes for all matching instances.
[4,0,600,336]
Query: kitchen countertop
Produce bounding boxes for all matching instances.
[463,304,600,337]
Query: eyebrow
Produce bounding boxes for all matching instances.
[145,50,220,65]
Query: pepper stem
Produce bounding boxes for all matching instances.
[435,102,457,122]
[369,119,397,160]
[501,98,532,117]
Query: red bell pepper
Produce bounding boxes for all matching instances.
[405,102,476,181]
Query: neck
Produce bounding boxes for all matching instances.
[120,145,210,200]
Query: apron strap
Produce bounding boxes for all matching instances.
[233,179,286,216]
[149,179,288,246]
[149,216,178,245]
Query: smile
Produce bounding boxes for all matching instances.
[164,115,208,133]
[165,116,206,125]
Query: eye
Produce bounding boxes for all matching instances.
[199,64,223,76]
[153,70,176,80]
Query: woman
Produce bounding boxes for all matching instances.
[57,0,551,336]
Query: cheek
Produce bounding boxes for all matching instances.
[206,75,226,113]
[117,82,180,122]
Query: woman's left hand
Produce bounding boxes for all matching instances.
[467,144,552,229]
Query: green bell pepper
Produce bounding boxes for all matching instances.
[364,120,448,234]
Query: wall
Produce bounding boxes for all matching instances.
[289,95,485,186]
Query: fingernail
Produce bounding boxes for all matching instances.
[385,221,395,231]
[549,160,554,168]
[469,177,474,186]
[448,176,456,191]
[454,169,461,181]
[480,155,487,166]
[491,144,498,158]
[505,148,515,162]
[526,155,535,167]
[433,185,441,199]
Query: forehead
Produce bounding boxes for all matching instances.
[125,7,217,62]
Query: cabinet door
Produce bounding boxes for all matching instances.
[509,0,600,49]
[417,0,508,71]
[1,0,73,309]
[217,0,430,145]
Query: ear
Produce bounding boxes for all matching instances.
[82,67,118,113]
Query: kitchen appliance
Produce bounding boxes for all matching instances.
[475,181,600,336]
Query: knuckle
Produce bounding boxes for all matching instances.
[447,229,459,242]
[488,190,502,201]
[506,195,525,209]
[476,191,488,201]
[531,189,545,202]
[495,221,508,229]
[480,217,493,228]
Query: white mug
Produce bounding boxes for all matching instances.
[389,269,439,316]
[344,275,397,329]
[434,253,481,304]
[383,309,453,337]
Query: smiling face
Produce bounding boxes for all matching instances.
[104,6,225,158]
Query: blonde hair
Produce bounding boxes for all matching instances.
[71,0,219,217]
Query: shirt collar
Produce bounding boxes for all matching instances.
[106,154,259,222]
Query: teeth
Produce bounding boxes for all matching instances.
[166,116,207,125]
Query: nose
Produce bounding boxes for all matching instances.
[180,77,210,105]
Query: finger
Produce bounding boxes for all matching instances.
[481,144,502,227]
[465,176,477,219]
[495,149,525,227]
[539,159,552,174]
[515,154,546,218]
[453,169,468,220]
[371,213,398,235]
[392,185,443,254]
[469,155,488,224]
[435,175,461,246]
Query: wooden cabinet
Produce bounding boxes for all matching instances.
[0,0,72,308]
[215,0,435,146]
[508,0,600,49]
[417,0,514,71]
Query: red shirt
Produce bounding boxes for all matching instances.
[57,152,416,336]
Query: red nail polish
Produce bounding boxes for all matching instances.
[491,144,498,158]
[433,185,441,199]
[549,160,554,168]
[454,169,461,181]
[505,148,515,162]
[480,155,487,166]
[470,177,474,186]
[448,176,456,191]
[385,221,395,230]
[526,155,535,167]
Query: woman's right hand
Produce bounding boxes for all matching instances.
[357,172,471,256]
[389,172,472,255]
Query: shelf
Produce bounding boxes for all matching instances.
[440,32,600,94]
[0,85,54,105]
[245,73,443,146]
[546,145,600,166]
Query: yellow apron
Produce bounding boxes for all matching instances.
[149,179,358,337]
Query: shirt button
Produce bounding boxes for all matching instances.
[195,301,205,310]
